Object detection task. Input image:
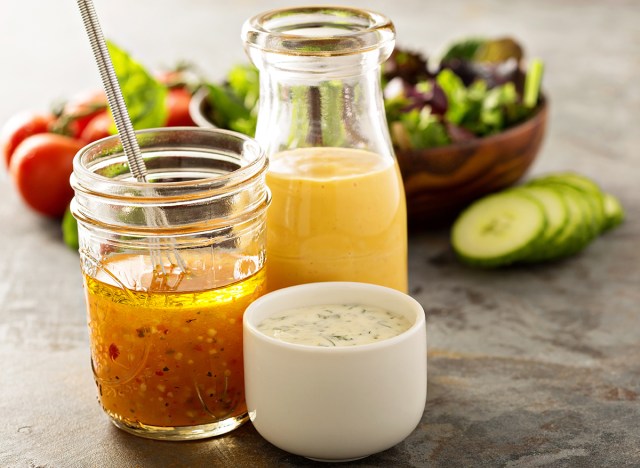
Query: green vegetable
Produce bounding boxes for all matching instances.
[382,37,544,150]
[451,191,547,267]
[514,185,567,247]
[107,41,168,130]
[440,38,485,62]
[62,206,79,251]
[437,69,468,125]
[394,108,450,149]
[205,37,544,150]
[204,64,259,136]
[436,69,521,137]
[227,64,260,111]
[524,58,544,108]
[451,173,625,267]
[602,193,624,230]
[441,37,523,64]
[206,83,256,136]
[473,38,523,63]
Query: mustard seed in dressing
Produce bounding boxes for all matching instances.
[257,304,412,347]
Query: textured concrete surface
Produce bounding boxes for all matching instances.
[1,0,639,467]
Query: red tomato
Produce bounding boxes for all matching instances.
[165,88,195,127]
[1,112,55,168]
[62,89,107,138]
[80,111,113,143]
[9,134,84,218]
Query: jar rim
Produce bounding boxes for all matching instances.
[72,127,266,198]
[241,6,395,57]
[71,127,270,236]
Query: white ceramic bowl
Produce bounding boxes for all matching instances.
[188,87,216,129]
[243,282,427,462]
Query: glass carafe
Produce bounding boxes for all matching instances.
[242,6,408,292]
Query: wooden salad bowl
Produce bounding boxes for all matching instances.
[396,98,548,225]
[191,88,548,226]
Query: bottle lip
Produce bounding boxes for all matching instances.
[241,6,395,57]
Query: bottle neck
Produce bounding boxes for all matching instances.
[252,50,395,159]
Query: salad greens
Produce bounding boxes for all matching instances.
[205,65,258,136]
[106,41,168,131]
[384,37,543,149]
[62,206,79,250]
[62,42,169,250]
[204,36,543,151]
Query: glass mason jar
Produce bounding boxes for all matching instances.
[242,7,408,292]
[70,128,269,440]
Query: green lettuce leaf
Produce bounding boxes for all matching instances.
[397,108,450,148]
[436,69,523,137]
[227,64,260,111]
[436,69,469,125]
[106,41,168,131]
[62,206,79,251]
[206,83,256,136]
[440,38,485,62]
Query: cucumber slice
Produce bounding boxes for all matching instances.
[515,186,567,242]
[541,184,593,257]
[539,172,602,195]
[512,185,568,261]
[452,192,546,267]
[602,193,624,230]
[531,173,607,233]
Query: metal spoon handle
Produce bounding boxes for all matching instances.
[76,0,148,182]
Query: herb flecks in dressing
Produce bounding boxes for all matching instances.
[257,304,411,347]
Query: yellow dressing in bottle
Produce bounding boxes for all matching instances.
[266,147,407,292]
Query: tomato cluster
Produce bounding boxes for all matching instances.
[2,81,195,218]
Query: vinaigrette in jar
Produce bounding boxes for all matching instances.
[85,252,266,435]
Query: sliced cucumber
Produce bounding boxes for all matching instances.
[551,186,593,256]
[514,186,567,242]
[602,193,624,230]
[552,184,597,241]
[450,172,624,267]
[452,192,546,267]
[530,173,607,233]
[511,185,568,262]
[544,189,584,259]
[538,172,603,195]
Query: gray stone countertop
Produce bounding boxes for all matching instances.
[1,0,639,466]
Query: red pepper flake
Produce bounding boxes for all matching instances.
[194,344,203,352]
[108,343,120,361]
[163,366,170,372]
[155,370,164,376]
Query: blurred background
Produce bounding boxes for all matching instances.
[0,0,637,188]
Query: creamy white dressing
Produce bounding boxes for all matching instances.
[257,304,412,347]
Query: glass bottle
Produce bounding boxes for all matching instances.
[242,6,408,292]
[70,128,269,440]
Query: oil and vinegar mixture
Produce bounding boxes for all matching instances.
[84,251,266,431]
